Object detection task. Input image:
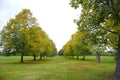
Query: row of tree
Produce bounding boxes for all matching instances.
[62,31,91,60]
[70,0,120,79]
[61,30,108,62]
[0,9,57,63]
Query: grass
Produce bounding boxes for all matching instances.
[0,56,116,80]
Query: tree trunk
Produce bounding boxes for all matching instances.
[114,36,120,79]
[40,55,42,60]
[82,55,85,60]
[96,53,100,63]
[21,53,24,63]
[77,56,79,60]
[33,55,36,61]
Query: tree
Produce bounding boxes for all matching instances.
[28,26,43,60]
[63,40,75,58]
[71,31,91,60]
[62,31,91,60]
[70,0,120,79]
[37,33,57,60]
[91,44,106,63]
[1,9,38,63]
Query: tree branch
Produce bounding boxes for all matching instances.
[100,26,119,35]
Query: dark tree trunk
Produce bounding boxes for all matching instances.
[43,56,45,59]
[40,55,42,60]
[114,36,120,79]
[33,55,36,61]
[21,53,24,63]
[96,53,100,63]
[77,56,79,60]
[82,55,85,60]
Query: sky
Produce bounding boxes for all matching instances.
[0,0,81,51]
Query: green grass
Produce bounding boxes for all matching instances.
[0,56,116,80]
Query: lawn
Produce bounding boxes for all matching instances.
[0,56,116,80]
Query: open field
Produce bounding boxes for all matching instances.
[0,56,116,80]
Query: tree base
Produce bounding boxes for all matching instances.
[114,73,120,80]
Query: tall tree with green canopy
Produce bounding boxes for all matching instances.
[70,0,120,79]
[0,9,38,63]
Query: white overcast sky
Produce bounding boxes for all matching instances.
[0,0,81,51]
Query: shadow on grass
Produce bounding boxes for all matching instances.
[65,56,115,64]
[65,58,96,62]
[22,59,53,64]
[5,57,69,65]
[0,59,53,65]
[0,56,115,65]
[0,76,6,80]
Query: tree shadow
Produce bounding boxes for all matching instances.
[0,59,53,65]
[0,76,6,80]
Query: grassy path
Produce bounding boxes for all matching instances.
[0,56,115,80]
